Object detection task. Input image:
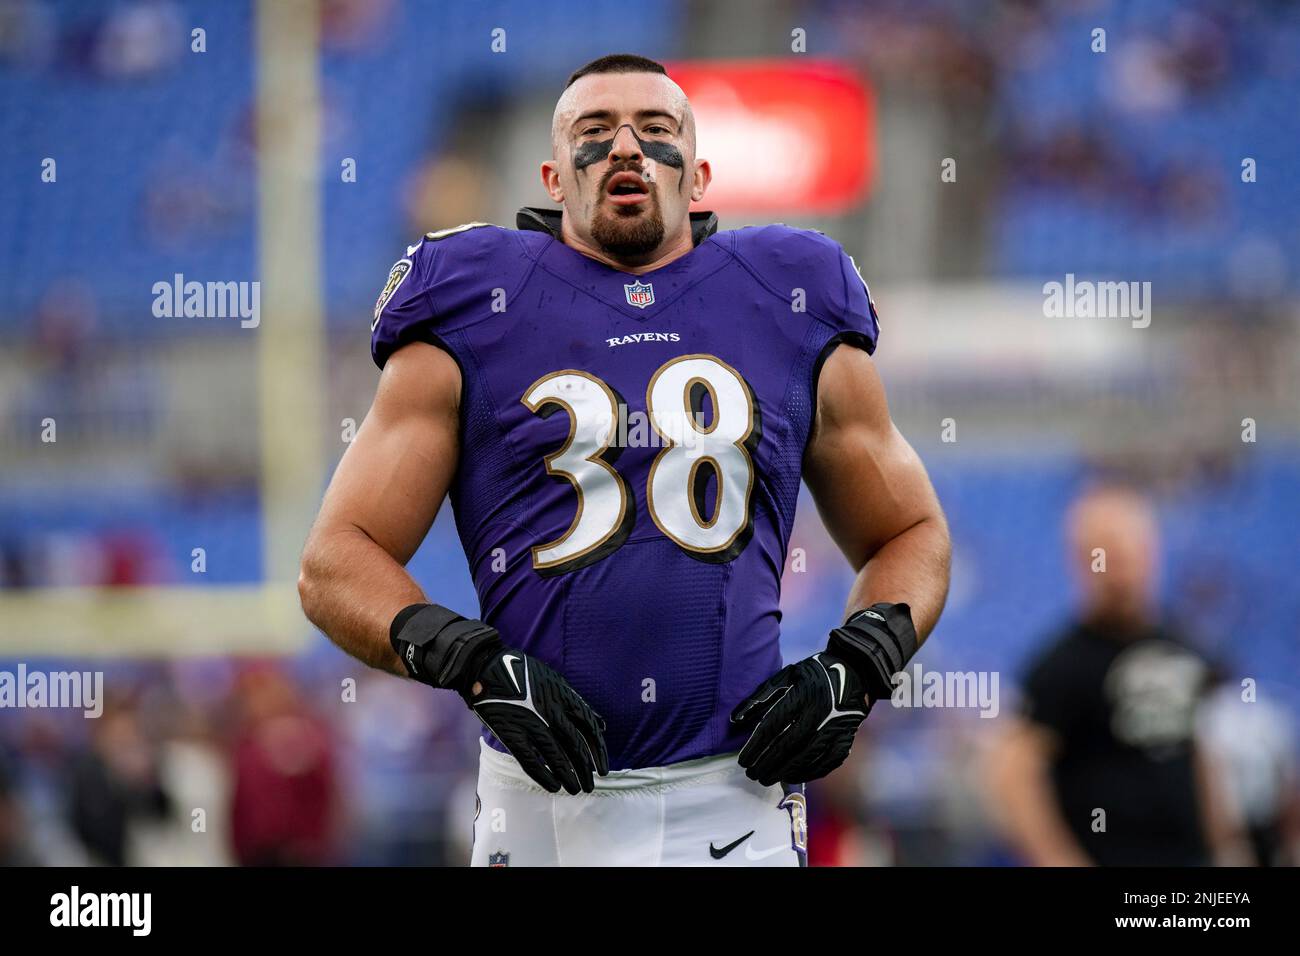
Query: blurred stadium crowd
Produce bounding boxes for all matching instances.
[1,0,1298,865]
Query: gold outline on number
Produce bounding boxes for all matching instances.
[683,374,721,529]
[682,375,719,435]
[521,369,630,573]
[645,354,756,555]
[686,457,723,530]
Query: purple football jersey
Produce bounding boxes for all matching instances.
[371,209,880,769]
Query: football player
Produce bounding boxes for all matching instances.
[299,54,950,866]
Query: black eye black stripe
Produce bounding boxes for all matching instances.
[573,124,684,170]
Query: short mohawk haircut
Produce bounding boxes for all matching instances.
[566,54,668,89]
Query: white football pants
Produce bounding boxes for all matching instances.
[470,739,808,867]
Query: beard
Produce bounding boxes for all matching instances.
[590,193,665,260]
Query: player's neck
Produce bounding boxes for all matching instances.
[560,222,696,275]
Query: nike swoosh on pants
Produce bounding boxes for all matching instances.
[709,830,754,859]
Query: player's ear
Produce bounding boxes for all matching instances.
[690,158,711,203]
[541,160,564,203]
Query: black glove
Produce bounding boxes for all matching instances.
[731,651,870,786]
[731,603,917,786]
[390,604,609,795]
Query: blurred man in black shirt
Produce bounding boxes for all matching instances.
[989,486,1246,866]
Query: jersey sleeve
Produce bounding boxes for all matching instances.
[370,237,439,370]
[729,225,881,354]
[826,244,881,355]
[369,222,523,370]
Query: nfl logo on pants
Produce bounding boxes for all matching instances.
[624,281,654,308]
[488,850,510,867]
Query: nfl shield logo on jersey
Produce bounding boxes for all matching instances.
[488,850,510,867]
[624,280,654,309]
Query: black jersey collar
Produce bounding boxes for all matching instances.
[516,206,719,247]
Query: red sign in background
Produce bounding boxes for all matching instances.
[667,59,875,216]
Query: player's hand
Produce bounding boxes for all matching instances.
[461,644,610,795]
[730,651,871,786]
[390,604,609,795]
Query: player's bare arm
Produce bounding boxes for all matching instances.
[731,344,950,787]
[299,342,608,795]
[804,344,950,638]
[298,341,460,675]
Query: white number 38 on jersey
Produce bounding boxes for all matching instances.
[522,354,759,575]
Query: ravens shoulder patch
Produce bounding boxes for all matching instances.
[372,258,412,331]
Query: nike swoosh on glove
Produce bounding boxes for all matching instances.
[730,652,870,786]
[466,648,610,795]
